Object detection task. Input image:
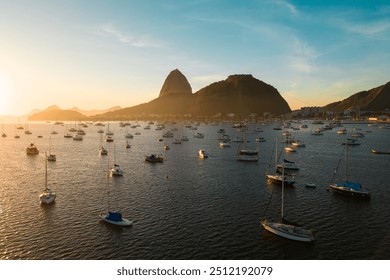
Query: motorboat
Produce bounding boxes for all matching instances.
[73,135,83,141]
[284,146,297,153]
[163,145,170,150]
[47,154,56,161]
[371,149,390,154]
[237,149,259,161]
[99,147,108,156]
[255,137,266,142]
[199,149,208,159]
[219,142,231,148]
[145,154,164,163]
[292,140,305,147]
[336,128,347,134]
[194,132,204,138]
[342,138,360,146]
[311,128,323,135]
[26,143,39,155]
[110,164,124,176]
[162,131,174,138]
[105,135,114,142]
[232,136,244,143]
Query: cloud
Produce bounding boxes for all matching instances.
[336,19,390,37]
[100,23,132,43]
[271,0,298,16]
[97,23,165,48]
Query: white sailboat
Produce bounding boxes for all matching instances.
[47,137,56,161]
[100,158,132,226]
[261,163,314,242]
[109,145,123,176]
[39,152,56,204]
[266,137,295,186]
[98,133,108,156]
[236,128,259,161]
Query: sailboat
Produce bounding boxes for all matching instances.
[261,163,314,242]
[47,137,56,161]
[100,158,132,226]
[109,145,123,176]
[330,140,370,198]
[266,137,295,186]
[236,128,259,161]
[39,152,57,204]
[98,133,108,156]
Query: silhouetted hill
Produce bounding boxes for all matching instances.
[28,106,86,121]
[191,74,291,116]
[69,106,122,116]
[159,69,192,97]
[93,71,291,119]
[323,81,390,112]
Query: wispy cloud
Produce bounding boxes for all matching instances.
[95,22,165,48]
[271,0,298,16]
[337,19,390,37]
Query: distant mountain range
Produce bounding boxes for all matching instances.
[28,105,122,121]
[84,70,292,120]
[27,69,389,121]
[323,81,390,112]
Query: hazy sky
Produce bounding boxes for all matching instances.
[1,0,389,115]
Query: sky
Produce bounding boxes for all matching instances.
[1,0,390,116]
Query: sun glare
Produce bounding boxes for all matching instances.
[0,75,12,115]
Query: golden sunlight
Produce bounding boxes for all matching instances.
[0,75,12,115]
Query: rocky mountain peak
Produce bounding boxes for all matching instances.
[159,69,192,97]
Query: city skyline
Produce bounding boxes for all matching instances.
[1,0,389,115]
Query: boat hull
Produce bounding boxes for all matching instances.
[266,174,295,186]
[39,192,56,204]
[99,214,133,226]
[330,183,370,199]
[261,220,314,242]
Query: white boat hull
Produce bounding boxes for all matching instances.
[266,174,295,186]
[39,192,56,204]
[261,220,314,242]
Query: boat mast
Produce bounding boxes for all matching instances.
[275,136,278,169]
[345,140,349,182]
[281,153,284,220]
[45,152,48,190]
[106,156,110,213]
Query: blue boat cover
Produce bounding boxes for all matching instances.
[107,211,123,222]
[336,181,362,190]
